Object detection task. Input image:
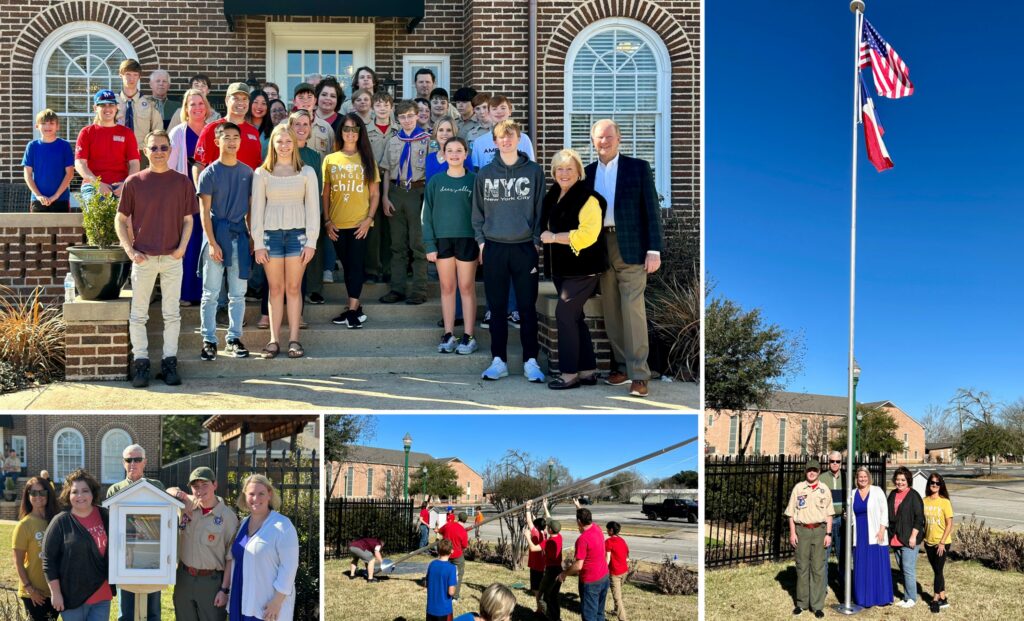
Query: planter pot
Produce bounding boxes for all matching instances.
[68,246,131,301]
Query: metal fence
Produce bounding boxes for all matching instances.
[705,454,886,568]
[325,498,418,559]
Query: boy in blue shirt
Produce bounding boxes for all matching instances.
[426,538,458,621]
[22,109,74,212]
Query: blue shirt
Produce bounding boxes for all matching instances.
[470,132,534,170]
[21,138,74,201]
[426,559,458,616]
[425,151,449,182]
[197,160,253,278]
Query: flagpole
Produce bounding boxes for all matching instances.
[837,0,865,616]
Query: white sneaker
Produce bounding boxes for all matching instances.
[323,270,334,283]
[481,357,509,380]
[524,358,545,383]
[898,599,916,608]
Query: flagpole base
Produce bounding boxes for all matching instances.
[834,603,865,615]
[850,0,865,13]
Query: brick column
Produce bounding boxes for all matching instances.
[64,290,131,381]
[535,282,610,374]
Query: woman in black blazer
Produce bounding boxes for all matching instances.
[42,469,115,618]
[540,148,608,389]
[887,466,926,608]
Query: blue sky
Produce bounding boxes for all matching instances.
[707,2,1024,422]
[357,415,698,481]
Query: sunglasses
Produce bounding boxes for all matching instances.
[28,490,48,497]
[124,457,145,463]
[829,460,841,464]
[929,481,941,486]
[147,145,170,153]
[341,126,360,133]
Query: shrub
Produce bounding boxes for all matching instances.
[652,556,698,595]
[953,514,1024,573]
[80,179,121,247]
[624,558,641,584]
[463,538,495,562]
[647,264,700,381]
[0,285,65,392]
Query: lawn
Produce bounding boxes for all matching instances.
[325,557,697,621]
[705,555,1020,620]
[1,520,176,620]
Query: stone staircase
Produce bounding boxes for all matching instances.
[151,281,531,380]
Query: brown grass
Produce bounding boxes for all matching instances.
[0,285,65,385]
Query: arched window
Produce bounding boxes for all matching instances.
[33,22,136,142]
[101,429,132,484]
[565,19,672,206]
[53,428,85,481]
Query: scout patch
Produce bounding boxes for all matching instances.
[797,495,807,509]
[214,515,223,525]
[208,533,216,542]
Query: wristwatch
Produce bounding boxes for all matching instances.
[219,586,230,594]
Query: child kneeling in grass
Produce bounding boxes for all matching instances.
[453,583,516,621]
[427,538,458,621]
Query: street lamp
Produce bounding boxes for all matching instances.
[421,464,428,501]
[852,360,862,457]
[403,433,412,501]
[547,458,555,493]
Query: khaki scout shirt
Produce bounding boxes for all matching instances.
[367,121,398,164]
[784,480,835,525]
[308,116,336,159]
[458,118,489,144]
[178,497,240,571]
[117,90,162,152]
[379,131,429,183]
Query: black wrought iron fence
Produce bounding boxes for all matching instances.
[705,454,886,568]
[325,497,418,558]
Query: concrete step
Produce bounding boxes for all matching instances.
[172,299,484,323]
[171,350,524,378]
[169,322,495,349]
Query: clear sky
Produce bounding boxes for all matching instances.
[707,2,1024,422]
[356,415,699,481]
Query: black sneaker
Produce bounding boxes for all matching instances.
[480,310,491,329]
[507,311,521,328]
[131,359,150,388]
[244,288,261,302]
[355,305,367,322]
[345,309,362,329]
[200,341,217,361]
[331,312,348,325]
[306,292,326,304]
[406,293,427,305]
[225,338,249,358]
[792,608,803,616]
[379,291,405,303]
[939,598,949,609]
[216,308,229,327]
[161,357,182,386]
[813,610,824,619]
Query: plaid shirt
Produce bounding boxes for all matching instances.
[584,154,662,264]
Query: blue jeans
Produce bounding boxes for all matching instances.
[263,228,307,259]
[825,515,843,584]
[579,575,609,621]
[893,544,919,602]
[60,600,110,621]
[419,524,430,548]
[201,238,246,342]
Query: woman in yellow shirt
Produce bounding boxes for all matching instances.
[923,473,954,612]
[12,476,59,620]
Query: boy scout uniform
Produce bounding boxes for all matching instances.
[365,120,399,281]
[308,116,336,159]
[458,118,489,144]
[784,458,834,614]
[173,468,240,621]
[117,90,162,160]
[379,131,430,300]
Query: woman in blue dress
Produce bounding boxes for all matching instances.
[168,88,212,306]
[849,466,892,608]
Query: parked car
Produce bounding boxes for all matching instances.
[641,498,697,523]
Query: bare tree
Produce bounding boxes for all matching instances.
[921,404,958,443]
[947,388,1000,435]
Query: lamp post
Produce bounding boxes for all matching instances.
[403,433,412,501]
[852,360,862,456]
[421,464,428,501]
[548,458,555,493]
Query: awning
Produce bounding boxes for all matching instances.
[223,0,425,30]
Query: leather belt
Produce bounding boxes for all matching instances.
[800,523,825,529]
[393,179,426,190]
[181,564,220,577]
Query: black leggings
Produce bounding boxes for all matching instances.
[553,275,599,374]
[332,228,368,301]
[22,597,58,621]
[482,241,539,361]
[924,543,950,594]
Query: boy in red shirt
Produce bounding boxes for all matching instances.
[604,521,630,621]
[437,511,470,600]
[524,500,549,599]
[558,506,608,621]
[193,82,263,178]
[75,89,140,203]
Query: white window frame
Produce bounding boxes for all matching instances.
[266,23,375,100]
[366,468,374,497]
[564,18,672,207]
[778,418,788,455]
[101,429,132,484]
[12,436,27,468]
[32,22,137,140]
[53,428,85,481]
[403,54,450,99]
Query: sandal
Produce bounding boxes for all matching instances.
[262,342,280,359]
[288,341,304,358]
[257,317,270,330]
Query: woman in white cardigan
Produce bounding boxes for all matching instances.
[168,88,213,305]
[848,466,893,608]
[228,474,299,621]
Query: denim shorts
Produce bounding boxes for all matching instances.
[263,228,307,259]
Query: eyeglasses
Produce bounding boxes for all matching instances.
[124,457,145,463]
[147,145,170,153]
[28,490,48,497]
[341,127,360,133]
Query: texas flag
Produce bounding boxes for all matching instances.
[860,75,893,172]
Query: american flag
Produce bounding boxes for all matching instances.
[859,19,914,99]
[859,75,893,172]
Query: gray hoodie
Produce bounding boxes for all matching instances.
[471,151,546,245]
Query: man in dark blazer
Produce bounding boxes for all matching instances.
[584,119,663,397]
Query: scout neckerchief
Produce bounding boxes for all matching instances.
[396,127,428,186]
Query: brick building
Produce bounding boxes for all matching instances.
[0,0,698,259]
[329,444,484,505]
[0,413,162,488]
[705,391,927,465]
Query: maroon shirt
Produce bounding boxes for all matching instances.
[118,168,199,255]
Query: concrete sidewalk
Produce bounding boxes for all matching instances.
[0,375,698,411]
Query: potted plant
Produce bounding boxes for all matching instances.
[68,180,131,300]
[3,477,16,502]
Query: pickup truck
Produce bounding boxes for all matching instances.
[641,498,697,523]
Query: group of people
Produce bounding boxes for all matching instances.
[785,454,955,616]
[11,443,300,621]
[24,59,665,396]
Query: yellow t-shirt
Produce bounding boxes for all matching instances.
[322,151,381,229]
[923,496,954,545]
[12,515,51,597]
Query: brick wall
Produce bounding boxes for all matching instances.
[63,292,132,381]
[536,292,611,373]
[0,214,85,303]
[331,458,483,504]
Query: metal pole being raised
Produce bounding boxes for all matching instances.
[837,0,865,616]
[382,435,699,572]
